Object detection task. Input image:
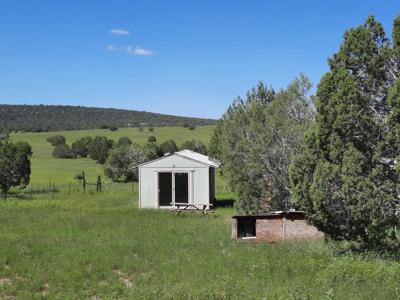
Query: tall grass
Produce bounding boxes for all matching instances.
[0,184,400,299]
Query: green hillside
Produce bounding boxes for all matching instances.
[0,104,216,133]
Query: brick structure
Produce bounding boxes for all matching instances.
[231,211,324,242]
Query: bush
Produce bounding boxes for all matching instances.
[148,126,154,132]
[88,136,114,164]
[188,125,196,130]
[47,135,66,146]
[148,135,157,143]
[71,137,93,157]
[0,140,32,199]
[14,141,33,157]
[104,145,148,182]
[118,137,132,147]
[180,140,207,154]
[109,126,118,131]
[53,144,76,159]
[160,139,178,154]
[143,142,163,160]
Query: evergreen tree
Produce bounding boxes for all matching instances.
[160,139,178,154]
[290,16,400,250]
[0,140,32,200]
[213,77,314,213]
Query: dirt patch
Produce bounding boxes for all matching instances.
[0,277,12,286]
[113,270,134,289]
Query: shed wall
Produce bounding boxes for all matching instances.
[139,155,211,209]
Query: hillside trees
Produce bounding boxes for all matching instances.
[104,145,147,182]
[211,76,314,213]
[0,140,32,200]
[47,135,66,146]
[88,136,114,164]
[289,16,400,250]
[180,139,207,154]
[160,139,178,154]
[71,137,93,157]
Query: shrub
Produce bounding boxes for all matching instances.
[109,126,118,131]
[148,126,154,132]
[188,125,196,130]
[160,139,178,154]
[71,137,93,157]
[104,145,147,182]
[148,135,157,143]
[143,142,163,160]
[52,144,76,159]
[88,136,114,164]
[118,137,132,147]
[14,141,33,157]
[180,140,207,154]
[0,140,32,199]
[47,135,66,146]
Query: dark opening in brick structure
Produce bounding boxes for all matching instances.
[231,211,324,242]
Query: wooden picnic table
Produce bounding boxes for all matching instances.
[171,202,213,216]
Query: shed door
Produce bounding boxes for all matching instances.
[174,173,188,204]
[158,172,172,206]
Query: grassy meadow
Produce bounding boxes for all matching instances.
[0,126,399,299]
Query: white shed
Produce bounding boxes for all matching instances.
[137,150,220,209]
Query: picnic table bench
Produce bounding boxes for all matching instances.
[171,202,213,216]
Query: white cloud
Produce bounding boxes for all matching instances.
[106,44,119,51]
[127,45,155,56]
[107,44,155,56]
[109,29,131,36]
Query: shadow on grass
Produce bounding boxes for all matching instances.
[5,187,60,200]
[214,198,235,208]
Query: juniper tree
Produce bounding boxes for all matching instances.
[290,16,400,250]
[212,76,314,213]
[0,140,32,200]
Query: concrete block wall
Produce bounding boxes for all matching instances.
[256,217,283,242]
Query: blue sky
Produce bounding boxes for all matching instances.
[0,1,399,119]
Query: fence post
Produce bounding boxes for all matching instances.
[68,181,71,198]
[82,171,86,195]
[97,176,102,192]
[52,183,55,200]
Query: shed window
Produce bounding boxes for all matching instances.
[237,218,256,238]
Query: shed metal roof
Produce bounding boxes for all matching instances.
[135,149,220,168]
[176,150,220,168]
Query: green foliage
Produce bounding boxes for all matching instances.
[188,125,196,130]
[117,136,132,147]
[88,136,114,164]
[14,141,33,157]
[71,136,93,157]
[148,126,154,132]
[290,16,400,251]
[160,139,178,154]
[52,144,76,159]
[0,104,216,132]
[46,135,66,146]
[109,126,118,131]
[213,77,314,213]
[0,140,32,198]
[104,145,147,182]
[180,139,207,154]
[143,142,163,160]
[147,135,157,143]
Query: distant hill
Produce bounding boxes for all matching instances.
[0,104,216,132]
